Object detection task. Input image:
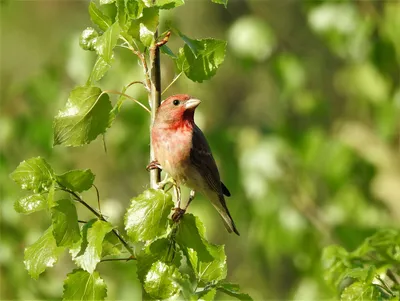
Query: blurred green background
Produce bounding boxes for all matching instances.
[1,0,400,300]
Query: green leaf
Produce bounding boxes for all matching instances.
[178,33,201,57]
[139,23,154,47]
[100,0,115,4]
[176,38,227,83]
[160,45,177,58]
[101,232,123,257]
[63,269,107,301]
[24,226,65,279]
[126,0,144,19]
[211,0,227,8]
[137,238,181,283]
[51,199,81,247]
[56,169,95,192]
[128,8,158,43]
[216,283,253,301]
[79,27,99,51]
[53,86,112,147]
[95,22,121,63]
[197,288,217,301]
[88,56,112,84]
[175,214,213,262]
[124,189,174,242]
[10,157,54,193]
[151,0,184,9]
[188,243,226,283]
[47,182,56,208]
[14,194,47,214]
[340,282,382,301]
[89,2,112,31]
[143,261,182,299]
[175,275,196,301]
[72,220,113,273]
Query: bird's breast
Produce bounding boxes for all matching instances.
[152,126,192,184]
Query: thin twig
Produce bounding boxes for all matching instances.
[126,80,150,92]
[93,184,101,214]
[155,31,171,47]
[78,220,88,224]
[62,188,135,257]
[104,90,151,114]
[100,256,135,263]
[162,72,183,95]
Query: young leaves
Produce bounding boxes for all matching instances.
[63,269,107,301]
[51,199,81,247]
[71,220,114,273]
[144,261,182,299]
[176,37,227,83]
[24,226,65,279]
[10,157,55,193]
[14,194,47,214]
[124,189,174,242]
[53,86,112,146]
[56,169,95,192]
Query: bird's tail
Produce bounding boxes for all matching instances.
[211,194,240,236]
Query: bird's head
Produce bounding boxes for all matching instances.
[155,94,201,128]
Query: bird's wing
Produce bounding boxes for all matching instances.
[190,125,224,195]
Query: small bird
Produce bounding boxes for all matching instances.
[150,94,239,235]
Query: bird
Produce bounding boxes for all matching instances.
[149,94,240,235]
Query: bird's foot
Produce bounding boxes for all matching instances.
[172,207,186,222]
[146,160,162,171]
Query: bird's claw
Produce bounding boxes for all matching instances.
[172,207,186,222]
[146,160,162,171]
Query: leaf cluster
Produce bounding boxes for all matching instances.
[322,229,400,300]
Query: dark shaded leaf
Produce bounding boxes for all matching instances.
[56,169,95,192]
[51,199,81,247]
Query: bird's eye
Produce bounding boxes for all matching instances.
[173,99,180,106]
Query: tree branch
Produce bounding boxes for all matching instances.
[62,188,135,258]
[149,30,162,189]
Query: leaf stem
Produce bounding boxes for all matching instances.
[162,72,183,95]
[103,90,151,114]
[100,256,135,263]
[62,188,135,258]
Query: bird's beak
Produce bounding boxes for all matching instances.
[185,98,201,110]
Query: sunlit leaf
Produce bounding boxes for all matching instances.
[14,194,47,214]
[211,0,227,8]
[95,22,121,63]
[139,23,154,47]
[128,8,158,43]
[89,2,112,31]
[340,282,382,301]
[72,220,113,273]
[53,86,112,146]
[176,38,227,83]
[188,243,226,283]
[79,27,99,51]
[175,214,213,262]
[63,269,107,301]
[24,226,65,279]
[51,199,81,247]
[88,56,111,84]
[56,169,95,192]
[142,0,184,9]
[10,157,54,193]
[124,189,174,242]
[143,261,182,299]
[137,238,181,283]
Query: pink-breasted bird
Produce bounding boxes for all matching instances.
[150,94,240,235]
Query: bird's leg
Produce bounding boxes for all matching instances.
[172,190,196,222]
[146,160,162,171]
[174,185,182,208]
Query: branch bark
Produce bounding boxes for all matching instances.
[149,30,162,189]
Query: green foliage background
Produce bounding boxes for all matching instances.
[1,0,400,300]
